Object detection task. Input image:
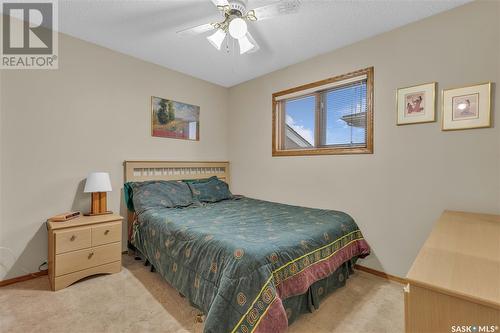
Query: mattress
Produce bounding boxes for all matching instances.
[131,197,370,333]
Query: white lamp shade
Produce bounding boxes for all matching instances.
[84,172,112,193]
[207,29,226,50]
[238,35,255,54]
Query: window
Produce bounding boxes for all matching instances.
[272,67,373,156]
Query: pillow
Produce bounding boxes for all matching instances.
[127,180,194,214]
[124,182,136,211]
[182,177,214,185]
[187,177,232,203]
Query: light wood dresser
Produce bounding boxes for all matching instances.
[405,210,500,333]
[48,214,123,291]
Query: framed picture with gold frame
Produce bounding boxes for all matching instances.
[396,82,436,125]
[442,82,492,131]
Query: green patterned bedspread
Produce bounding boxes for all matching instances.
[132,197,369,333]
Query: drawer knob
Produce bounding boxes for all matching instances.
[88,252,94,259]
[70,235,76,241]
[104,230,110,235]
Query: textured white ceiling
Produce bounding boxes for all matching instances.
[58,0,470,87]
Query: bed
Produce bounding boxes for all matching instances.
[124,161,370,333]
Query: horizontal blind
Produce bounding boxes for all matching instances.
[274,74,368,102]
[322,80,367,147]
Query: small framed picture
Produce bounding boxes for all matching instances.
[396,82,436,125]
[442,82,492,130]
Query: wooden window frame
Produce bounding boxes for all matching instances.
[272,67,374,157]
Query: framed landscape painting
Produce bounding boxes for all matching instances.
[396,82,436,125]
[442,82,492,131]
[151,96,200,140]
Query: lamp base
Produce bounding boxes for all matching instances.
[84,211,113,216]
[87,192,112,216]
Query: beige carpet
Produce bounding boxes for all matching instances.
[0,254,404,333]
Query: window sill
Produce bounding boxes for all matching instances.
[272,146,373,156]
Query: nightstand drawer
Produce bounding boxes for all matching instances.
[55,227,91,254]
[55,242,121,276]
[92,221,121,246]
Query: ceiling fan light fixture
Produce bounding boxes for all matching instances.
[228,17,247,39]
[207,29,226,50]
[238,34,255,54]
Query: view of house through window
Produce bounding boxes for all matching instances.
[284,95,316,149]
[273,67,373,156]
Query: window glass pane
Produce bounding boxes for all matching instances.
[284,95,316,149]
[323,81,367,146]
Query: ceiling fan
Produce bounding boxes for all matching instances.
[177,0,301,55]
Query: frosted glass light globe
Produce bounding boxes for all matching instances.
[228,18,247,39]
[207,29,226,50]
[238,35,255,54]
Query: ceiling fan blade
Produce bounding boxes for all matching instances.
[210,0,230,10]
[177,23,215,36]
[248,0,301,21]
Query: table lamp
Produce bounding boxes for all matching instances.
[84,172,112,216]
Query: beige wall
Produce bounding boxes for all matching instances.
[228,1,500,277]
[0,33,229,280]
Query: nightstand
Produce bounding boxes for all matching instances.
[47,214,123,291]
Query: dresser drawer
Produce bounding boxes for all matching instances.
[55,242,121,277]
[92,221,121,246]
[55,227,91,254]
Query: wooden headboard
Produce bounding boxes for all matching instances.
[123,160,230,245]
[124,160,230,184]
